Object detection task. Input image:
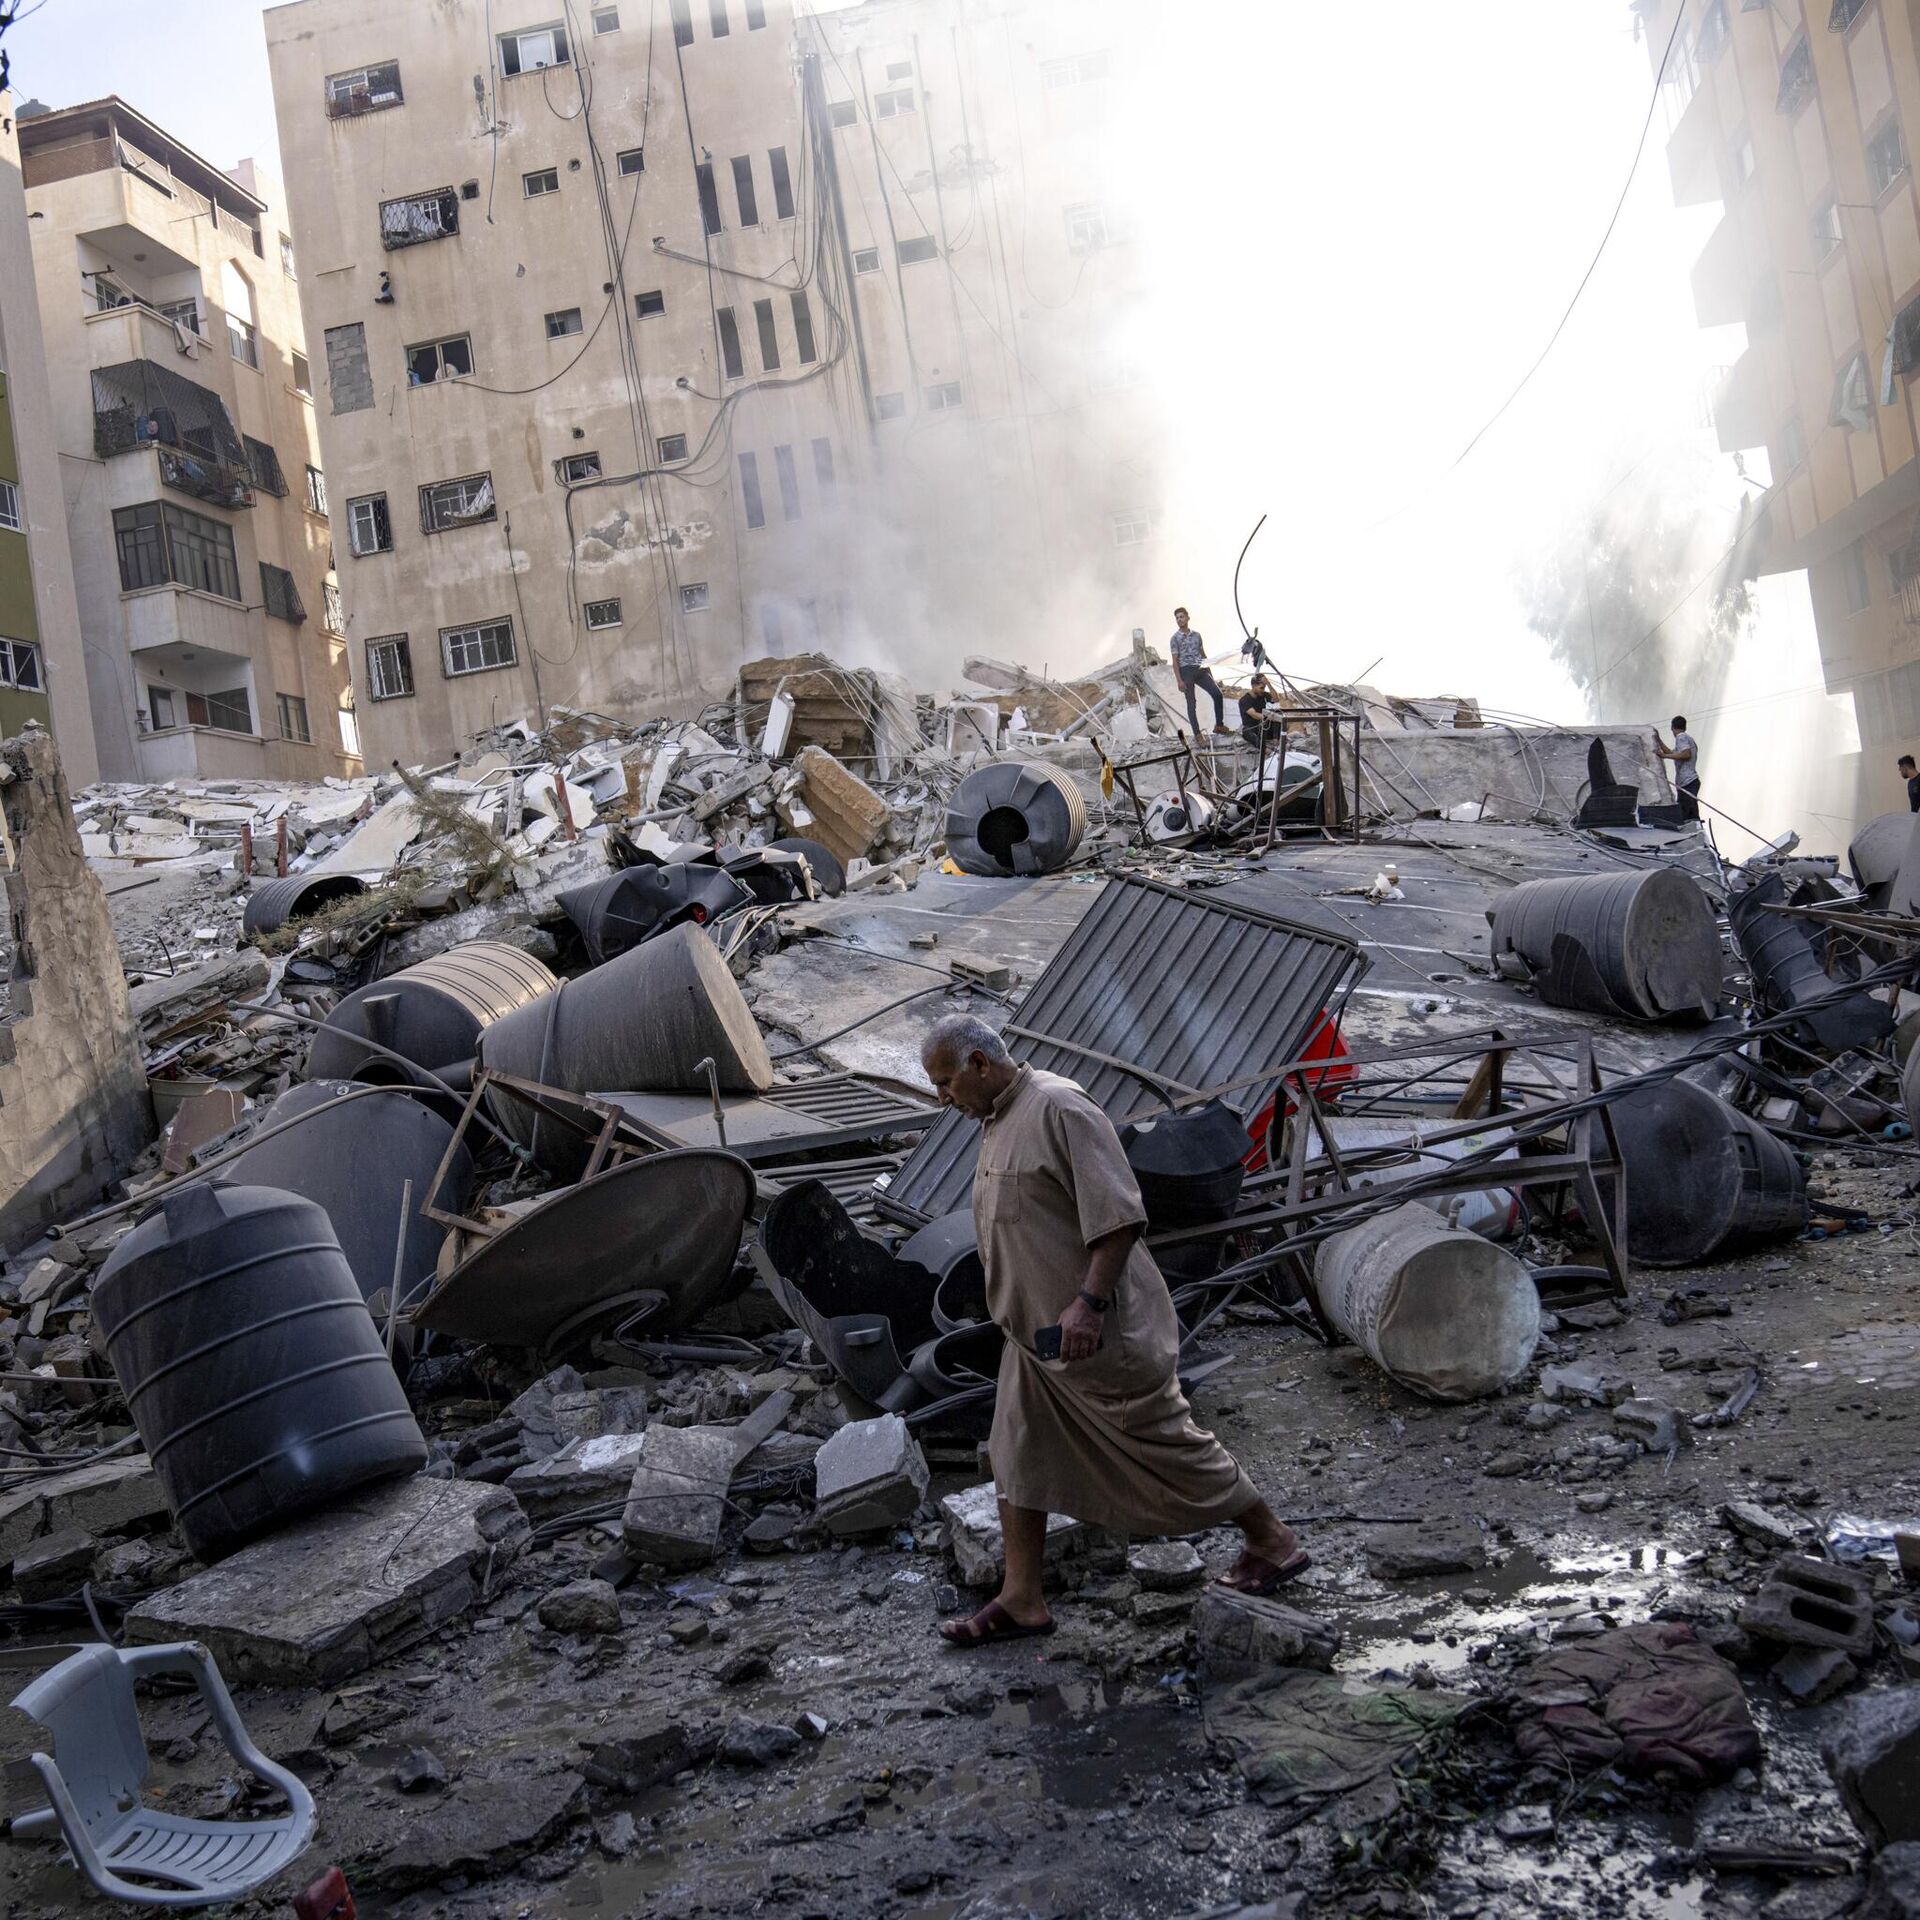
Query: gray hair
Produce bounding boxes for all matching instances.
[922,1013,1010,1071]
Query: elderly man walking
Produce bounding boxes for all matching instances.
[921,1014,1305,1645]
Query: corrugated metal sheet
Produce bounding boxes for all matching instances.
[605,1074,935,1163]
[875,875,1366,1226]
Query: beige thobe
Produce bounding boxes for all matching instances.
[974,1066,1257,1533]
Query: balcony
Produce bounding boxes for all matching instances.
[92,359,253,510]
[1712,343,1782,452]
[1691,194,1769,327]
[1663,69,1721,209]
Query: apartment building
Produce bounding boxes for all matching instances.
[0,94,97,778]
[16,98,357,784]
[1644,0,1920,817]
[264,0,1157,765]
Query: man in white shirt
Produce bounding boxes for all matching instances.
[1655,716,1700,821]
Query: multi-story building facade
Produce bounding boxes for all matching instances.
[1644,0,1920,819]
[264,0,1157,765]
[16,98,357,784]
[0,93,97,778]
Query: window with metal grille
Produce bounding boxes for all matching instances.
[585,598,622,629]
[717,306,744,379]
[546,307,584,339]
[367,635,414,699]
[1830,0,1870,29]
[680,582,710,611]
[277,692,312,743]
[1776,35,1815,114]
[420,473,497,533]
[774,444,801,521]
[830,100,857,128]
[768,147,794,219]
[696,163,723,235]
[732,156,759,226]
[380,187,459,249]
[635,288,665,317]
[325,61,404,118]
[897,235,937,264]
[875,88,916,118]
[593,5,621,31]
[499,24,570,74]
[852,247,879,273]
[323,579,344,634]
[406,334,473,384]
[926,381,962,411]
[619,148,645,176]
[875,391,905,419]
[671,0,693,47]
[347,493,393,555]
[812,438,834,488]
[260,563,307,624]
[740,451,766,528]
[658,433,688,462]
[0,638,42,690]
[441,617,516,675]
[754,298,780,370]
[1869,117,1908,196]
[0,479,19,532]
[559,452,603,485]
[1065,203,1113,253]
[245,437,288,496]
[1892,296,1920,378]
[305,465,329,516]
[112,501,242,600]
[790,291,816,364]
[525,168,560,197]
[195,687,252,733]
[227,317,259,368]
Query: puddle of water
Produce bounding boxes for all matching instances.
[989,1678,1113,1727]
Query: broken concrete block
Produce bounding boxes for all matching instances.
[1740,1557,1876,1659]
[1132,1588,1201,1629]
[1823,1685,1920,1847]
[1772,1646,1859,1705]
[813,1414,929,1537]
[507,1431,652,1520]
[1193,1587,1341,1679]
[622,1424,733,1568]
[1859,1844,1920,1920]
[719,1718,801,1767]
[11,1526,96,1602]
[580,1719,712,1792]
[537,1578,624,1638]
[1722,1500,1805,1549]
[124,1476,528,1686]
[940,1481,1093,1589]
[1539,1364,1633,1407]
[0,1454,168,1564]
[1614,1399,1687,1452]
[791,745,890,868]
[1129,1540,1206,1592]
[1364,1520,1487,1580]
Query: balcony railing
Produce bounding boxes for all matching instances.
[94,358,253,510]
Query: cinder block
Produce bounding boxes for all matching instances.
[622,1425,733,1569]
[1739,1556,1876,1659]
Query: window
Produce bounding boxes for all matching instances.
[709,0,729,36]
[875,391,905,419]
[897,235,938,264]
[339,699,360,759]
[732,155,759,227]
[1065,203,1113,253]
[1892,295,1920,376]
[546,307,584,339]
[322,578,344,634]
[305,465,329,516]
[558,451,603,484]
[159,297,201,335]
[1830,0,1870,28]
[717,306,744,379]
[0,638,42,690]
[227,317,259,368]
[291,350,313,397]
[367,634,414,700]
[280,232,296,278]
[347,493,393,555]
[585,597,622,629]
[1811,197,1842,260]
[1779,413,1809,470]
[696,162,723,235]
[147,686,176,730]
[260,563,306,623]
[593,4,621,30]
[1892,536,1920,595]
[525,167,560,197]
[499,24,570,74]
[1869,118,1908,196]
[325,61,404,118]
[1112,509,1156,546]
[754,298,781,370]
[196,688,252,734]
[113,501,242,601]
[926,381,962,410]
[380,186,459,249]
[1777,35,1816,115]
[885,60,913,81]
[407,334,473,384]
[420,473,497,532]
[740,451,766,528]
[671,0,693,48]
[658,432,688,462]
[852,247,880,273]
[1843,539,1872,613]
[774,443,801,521]
[680,582,710,612]
[829,101,858,128]
[245,437,288,496]
[1729,131,1755,188]
[790,291,817,364]
[812,437,835,488]
[618,148,645,177]
[1831,351,1873,430]
[768,147,794,220]
[277,692,312,743]
[1042,49,1111,89]
[635,288,666,318]
[874,88,916,118]
[745,0,765,24]
[440,616,517,675]
[1697,0,1730,61]
[0,479,19,532]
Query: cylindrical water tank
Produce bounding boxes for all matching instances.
[480,921,773,1175]
[217,1081,471,1308]
[1606,1079,1807,1267]
[306,941,557,1083]
[1849,810,1914,907]
[93,1184,427,1561]
[1313,1202,1541,1401]
[242,872,367,938]
[1487,868,1720,1021]
[1118,1100,1249,1229]
[1728,872,1893,1054]
[945,761,1088,877]
[558,864,753,966]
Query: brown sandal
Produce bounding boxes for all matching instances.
[1217,1547,1311,1595]
[939,1600,1057,1647]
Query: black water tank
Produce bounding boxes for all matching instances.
[1727,871,1893,1054]
[946,762,1088,876]
[93,1184,427,1562]
[1119,1100,1249,1229]
[242,872,367,939]
[559,863,753,965]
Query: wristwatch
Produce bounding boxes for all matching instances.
[1077,1289,1113,1315]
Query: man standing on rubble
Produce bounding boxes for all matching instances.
[1901,753,1920,812]
[1655,717,1701,821]
[921,1015,1307,1645]
[1170,608,1232,739]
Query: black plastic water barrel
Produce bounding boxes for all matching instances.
[1119,1100,1249,1229]
[945,762,1088,877]
[93,1183,427,1561]
[1488,868,1721,1021]
[1728,871,1893,1054]
[306,941,557,1083]
[901,1211,987,1333]
[217,1081,471,1308]
[242,872,366,938]
[559,864,754,966]
[1605,1080,1806,1267]
[1849,810,1913,908]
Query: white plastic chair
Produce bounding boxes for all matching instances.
[6,1640,315,1908]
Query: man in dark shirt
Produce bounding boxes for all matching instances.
[1239,673,1276,747]
[1170,608,1230,737]
[1902,754,1920,812]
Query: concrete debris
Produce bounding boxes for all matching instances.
[507,1431,653,1519]
[940,1480,1102,1589]
[1363,1520,1488,1580]
[1823,1686,1920,1847]
[536,1577,624,1637]
[621,1424,734,1568]
[1739,1557,1877,1659]
[1192,1587,1342,1679]
[813,1414,930,1537]
[1129,1539,1208,1591]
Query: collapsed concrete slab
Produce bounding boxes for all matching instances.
[0,1454,168,1566]
[792,745,890,868]
[813,1414,929,1537]
[621,1425,733,1568]
[123,1476,528,1685]
[1823,1685,1920,1848]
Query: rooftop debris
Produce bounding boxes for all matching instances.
[3,640,1920,1918]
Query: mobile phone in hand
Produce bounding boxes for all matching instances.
[1033,1324,1063,1360]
